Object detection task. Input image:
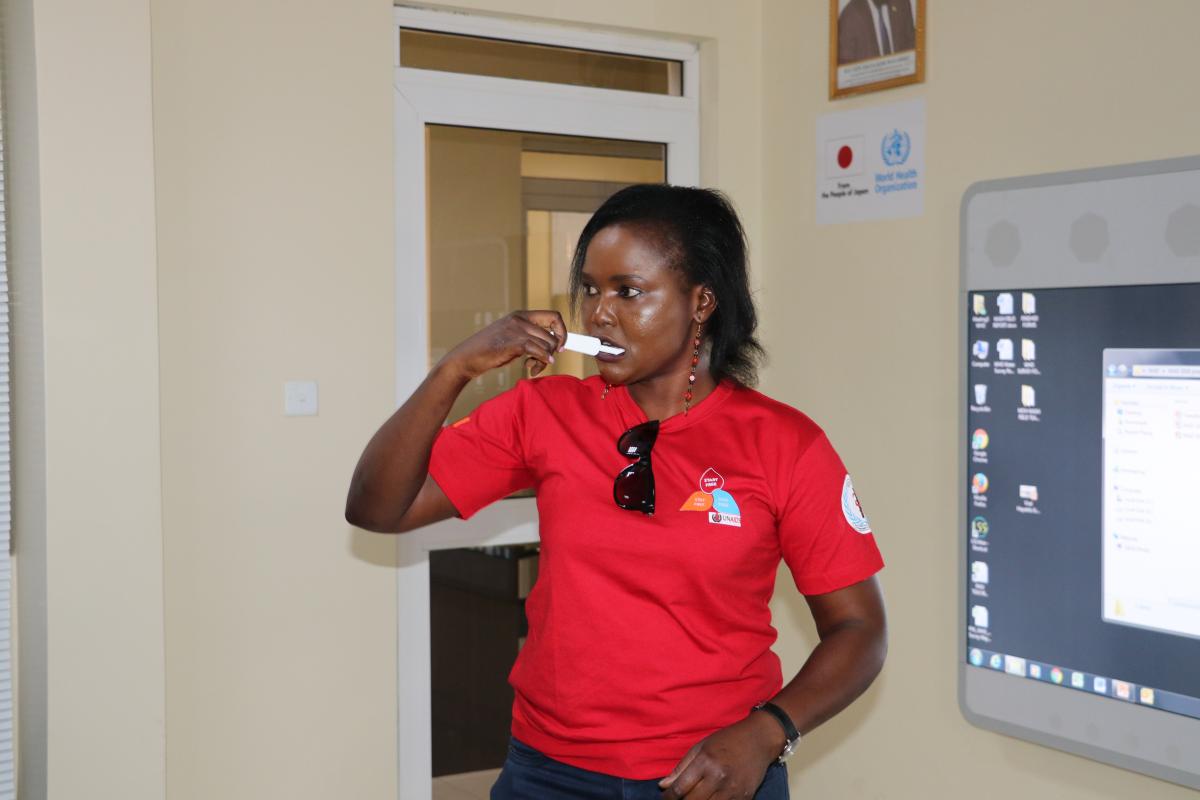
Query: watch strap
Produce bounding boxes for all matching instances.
[752,701,800,760]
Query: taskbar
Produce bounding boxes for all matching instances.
[966,646,1200,722]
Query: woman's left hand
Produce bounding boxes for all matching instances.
[658,713,783,799]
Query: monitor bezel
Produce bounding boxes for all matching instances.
[959,155,1200,791]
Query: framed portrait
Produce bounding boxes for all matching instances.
[829,0,925,99]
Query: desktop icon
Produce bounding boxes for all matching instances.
[974,384,988,405]
[971,605,990,629]
[969,648,984,666]
[973,340,990,360]
[1021,338,1036,361]
[996,293,1014,315]
[1093,676,1108,694]
[989,653,1003,669]
[996,339,1014,361]
[1050,667,1064,685]
[1019,484,1039,502]
[970,516,989,538]
[1021,385,1037,407]
[1107,364,1118,377]
[973,294,987,315]
[1140,687,1155,705]
[1029,664,1043,680]
[1114,680,1131,700]
[972,474,989,494]
[971,561,989,584]
[1022,292,1036,314]
[1071,671,1085,689]
[972,429,990,450]
[1005,656,1027,677]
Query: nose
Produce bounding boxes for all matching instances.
[588,294,616,329]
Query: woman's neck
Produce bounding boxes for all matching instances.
[627,365,717,422]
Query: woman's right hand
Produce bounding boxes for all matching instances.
[442,310,568,380]
[346,308,568,532]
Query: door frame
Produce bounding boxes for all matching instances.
[392,7,700,798]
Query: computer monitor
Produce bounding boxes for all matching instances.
[960,157,1200,790]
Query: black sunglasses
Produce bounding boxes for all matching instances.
[613,420,660,515]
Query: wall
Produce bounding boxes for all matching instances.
[5,0,165,797]
[151,2,399,798]
[759,1,1199,797]
[150,1,762,798]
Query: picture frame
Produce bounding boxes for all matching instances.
[829,0,926,100]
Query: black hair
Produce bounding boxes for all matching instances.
[568,184,766,387]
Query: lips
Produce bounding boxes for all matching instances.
[593,335,625,362]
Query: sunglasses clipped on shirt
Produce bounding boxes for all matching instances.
[613,420,659,516]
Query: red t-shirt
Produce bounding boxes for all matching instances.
[429,375,884,779]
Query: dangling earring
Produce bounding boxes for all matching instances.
[684,321,701,415]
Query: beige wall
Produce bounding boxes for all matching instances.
[151,2,399,798]
[759,1,1198,798]
[7,0,166,797]
[10,0,1200,797]
[150,1,762,799]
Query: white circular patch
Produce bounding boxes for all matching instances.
[840,474,871,534]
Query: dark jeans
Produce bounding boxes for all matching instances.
[491,736,790,800]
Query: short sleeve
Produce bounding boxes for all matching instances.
[428,383,535,520]
[778,433,884,595]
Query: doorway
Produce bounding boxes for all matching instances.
[426,125,666,787]
[392,8,699,799]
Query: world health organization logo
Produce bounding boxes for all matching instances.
[881,129,911,166]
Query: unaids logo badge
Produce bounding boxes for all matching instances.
[679,468,741,527]
[841,475,872,534]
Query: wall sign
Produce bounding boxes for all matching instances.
[816,98,925,225]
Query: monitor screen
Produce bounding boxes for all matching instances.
[965,283,1200,723]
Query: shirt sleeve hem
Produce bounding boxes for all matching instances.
[793,553,885,596]
[427,461,475,521]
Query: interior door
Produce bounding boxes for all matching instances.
[425,125,666,781]
[391,10,699,799]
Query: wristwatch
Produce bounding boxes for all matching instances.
[752,701,801,763]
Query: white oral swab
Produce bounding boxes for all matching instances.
[562,332,624,356]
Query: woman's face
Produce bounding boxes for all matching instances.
[579,223,710,386]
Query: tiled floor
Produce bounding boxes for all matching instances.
[432,768,502,800]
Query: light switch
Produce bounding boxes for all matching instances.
[284,380,318,416]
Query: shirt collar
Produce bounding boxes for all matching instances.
[610,378,736,433]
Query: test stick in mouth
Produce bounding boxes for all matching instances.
[563,332,624,356]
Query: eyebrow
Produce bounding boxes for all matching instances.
[580,272,646,283]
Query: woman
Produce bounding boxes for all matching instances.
[346,185,887,800]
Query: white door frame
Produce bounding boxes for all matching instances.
[392,7,700,799]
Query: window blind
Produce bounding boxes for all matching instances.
[0,42,16,800]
